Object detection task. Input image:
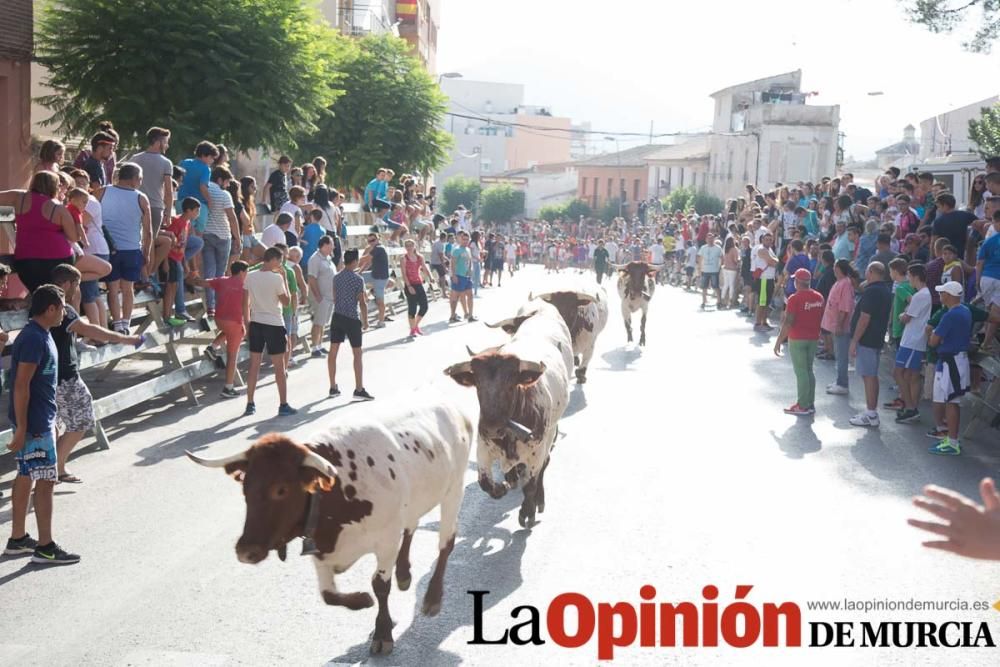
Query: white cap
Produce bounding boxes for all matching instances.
[935,281,964,297]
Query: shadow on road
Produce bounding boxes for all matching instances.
[601,346,641,371]
[563,384,588,418]
[770,421,822,459]
[325,483,528,666]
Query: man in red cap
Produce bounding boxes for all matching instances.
[774,268,826,416]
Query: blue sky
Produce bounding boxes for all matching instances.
[437,0,1000,158]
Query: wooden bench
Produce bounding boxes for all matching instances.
[963,352,1000,440]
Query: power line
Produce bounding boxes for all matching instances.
[444,108,699,139]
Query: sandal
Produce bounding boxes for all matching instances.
[57,473,82,484]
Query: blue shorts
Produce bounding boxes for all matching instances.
[451,275,473,292]
[192,205,209,233]
[855,344,881,378]
[283,310,298,336]
[79,252,110,304]
[15,431,57,482]
[108,249,144,283]
[371,278,388,301]
[895,346,924,370]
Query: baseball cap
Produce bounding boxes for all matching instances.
[793,268,812,281]
[935,281,963,297]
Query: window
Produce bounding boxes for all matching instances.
[480,158,492,173]
[743,148,750,183]
[633,179,640,202]
[593,177,600,197]
[607,178,613,199]
[619,178,626,201]
[581,178,587,196]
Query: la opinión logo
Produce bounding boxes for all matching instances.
[467,585,997,660]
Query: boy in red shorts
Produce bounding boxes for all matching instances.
[192,261,249,398]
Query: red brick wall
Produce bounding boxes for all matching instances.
[0,0,32,61]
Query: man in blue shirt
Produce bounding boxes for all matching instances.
[977,210,1000,352]
[5,285,80,565]
[449,231,475,323]
[177,140,219,234]
[928,281,973,456]
[363,168,388,215]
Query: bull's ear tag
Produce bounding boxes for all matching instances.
[301,537,320,557]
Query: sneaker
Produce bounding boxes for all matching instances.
[895,408,921,424]
[783,403,813,416]
[928,438,961,456]
[882,398,905,410]
[244,402,256,416]
[826,383,848,395]
[203,346,220,364]
[449,315,461,323]
[329,385,341,398]
[206,309,216,319]
[384,316,394,322]
[374,321,386,329]
[31,542,80,566]
[415,327,426,336]
[288,356,299,368]
[849,412,880,428]
[466,315,478,322]
[925,426,949,439]
[4,533,38,555]
[166,316,187,328]
[277,403,298,417]
[179,312,197,322]
[219,387,239,399]
[353,388,375,401]
[311,349,324,358]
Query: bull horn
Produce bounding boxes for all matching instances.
[528,291,533,301]
[301,450,337,478]
[466,345,476,357]
[484,318,512,329]
[518,360,546,375]
[186,448,249,468]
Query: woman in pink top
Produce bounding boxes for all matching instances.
[0,171,79,292]
[401,238,433,337]
[822,259,860,393]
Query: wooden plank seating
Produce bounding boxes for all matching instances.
[963,352,1000,440]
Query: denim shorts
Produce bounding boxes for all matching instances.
[108,249,144,283]
[15,431,57,482]
[371,278,388,300]
[79,253,110,304]
[855,345,881,378]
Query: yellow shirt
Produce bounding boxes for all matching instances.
[662,236,676,252]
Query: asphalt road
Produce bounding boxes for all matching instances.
[1,265,999,667]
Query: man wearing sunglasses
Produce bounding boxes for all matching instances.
[359,234,391,328]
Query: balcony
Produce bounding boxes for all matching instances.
[746,103,839,128]
[333,3,395,37]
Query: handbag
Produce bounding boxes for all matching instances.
[752,268,763,280]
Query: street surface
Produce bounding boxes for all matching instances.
[1,265,999,666]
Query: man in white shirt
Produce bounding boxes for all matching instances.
[307,236,337,357]
[243,247,294,417]
[752,232,778,332]
[894,264,932,423]
[262,213,292,247]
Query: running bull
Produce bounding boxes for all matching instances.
[186,397,475,655]
[615,261,662,346]
[525,286,609,383]
[445,300,573,528]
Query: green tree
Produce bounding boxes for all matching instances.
[35,0,346,155]
[598,198,623,222]
[293,34,452,188]
[479,185,525,222]
[969,104,1000,157]
[439,176,481,214]
[664,187,695,213]
[564,199,593,219]
[904,0,1000,52]
[537,198,591,222]
[691,190,725,215]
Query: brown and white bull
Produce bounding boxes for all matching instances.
[616,261,661,346]
[186,397,476,655]
[444,300,573,528]
[524,286,609,383]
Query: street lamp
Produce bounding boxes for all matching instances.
[438,71,462,84]
[604,135,623,219]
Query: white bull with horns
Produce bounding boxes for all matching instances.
[186,393,476,656]
[444,299,573,527]
[614,260,662,346]
[516,286,609,383]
